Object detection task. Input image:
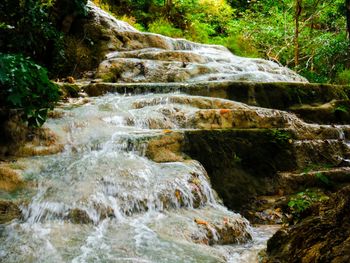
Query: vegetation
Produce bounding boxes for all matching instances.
[269,129,293,145]
[0,54,60,127]
[0,0,349,128]
[93,0,350,83]
[0,0,87,127]
[288,188,329,222]
[0,0,86,73]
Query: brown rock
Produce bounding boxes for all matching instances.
[146,132,184,162]
[266,186,350,263]
[0,200,21,224]
[193,216,252,246]
[0,165,24,192]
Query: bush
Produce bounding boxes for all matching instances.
[148,19,183,38]
[336,69,350,85]
[0,54,60,127]
[0,0,87,76]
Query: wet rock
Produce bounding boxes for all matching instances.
[58,83,82,98]
[0,164,24,192]
[278,167,350,193]
[16,128,64,157]
[146,132,185,162]
[293,139,347,169]
[184,129,297,209]
[266,186,350,263]
[290,100,350,124]
[67,208,93,224]
[192,216,252,245]
[242,195,287,225]
[0,200,21,224]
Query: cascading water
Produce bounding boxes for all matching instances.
[0,93,279,262]
[84,1,308,84]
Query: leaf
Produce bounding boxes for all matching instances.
[315,172,330,185]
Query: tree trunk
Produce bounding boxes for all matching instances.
[346,0,350,39]
[164,0,173,18]
[294,0,302,67]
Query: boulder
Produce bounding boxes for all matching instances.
[266,186,350,263]
[192,216,252,245]
[0,164,24,192]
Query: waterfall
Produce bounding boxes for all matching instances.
[0,93,278,262]
[86,1,308,83]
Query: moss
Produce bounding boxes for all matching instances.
[268,129,293,145]
[100,66,122,82]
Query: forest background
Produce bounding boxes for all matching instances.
[93,0,350,84]
[1,0,350,126]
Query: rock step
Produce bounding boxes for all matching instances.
[290,99,350,124]
[71,81,350,124]
[76,81,348,104]
[278,167,350,192]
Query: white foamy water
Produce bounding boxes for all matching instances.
[88,1,307,83]
[0,93,279,262]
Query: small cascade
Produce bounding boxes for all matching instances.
[0,93,271,263]
[85,1,308,83]
[4,2,350,262]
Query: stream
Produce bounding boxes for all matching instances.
[0,92,279,262]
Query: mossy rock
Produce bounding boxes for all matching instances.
[266,186,350,263]
[59,83,82,98]
[67,208,93,224]
[291,100,350,124]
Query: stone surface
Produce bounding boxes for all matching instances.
[192,216,252,246]
[266,186,350,263]
[183,129,296,209]
[0,200,21,224]
[0,164,24,192]
[146,132,185,162]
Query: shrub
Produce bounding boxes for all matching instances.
[336,69,350,85]
[184,20,215,43]
[0,0,87,76]
[148,19,183,38]
[0,54,60,127]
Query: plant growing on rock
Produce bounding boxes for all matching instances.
[287,189,329,223]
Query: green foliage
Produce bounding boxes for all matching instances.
[303,163,334,174]
[334,105,349,114]
[0,0,87,76]
[315,172,331,185]
[1,0,59,69]
[269,129,293,144]
[336,69,350,85]
[288,189,329,221]
[0,54,60,127]
[233,153,242,164]
[148,19,184,38]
